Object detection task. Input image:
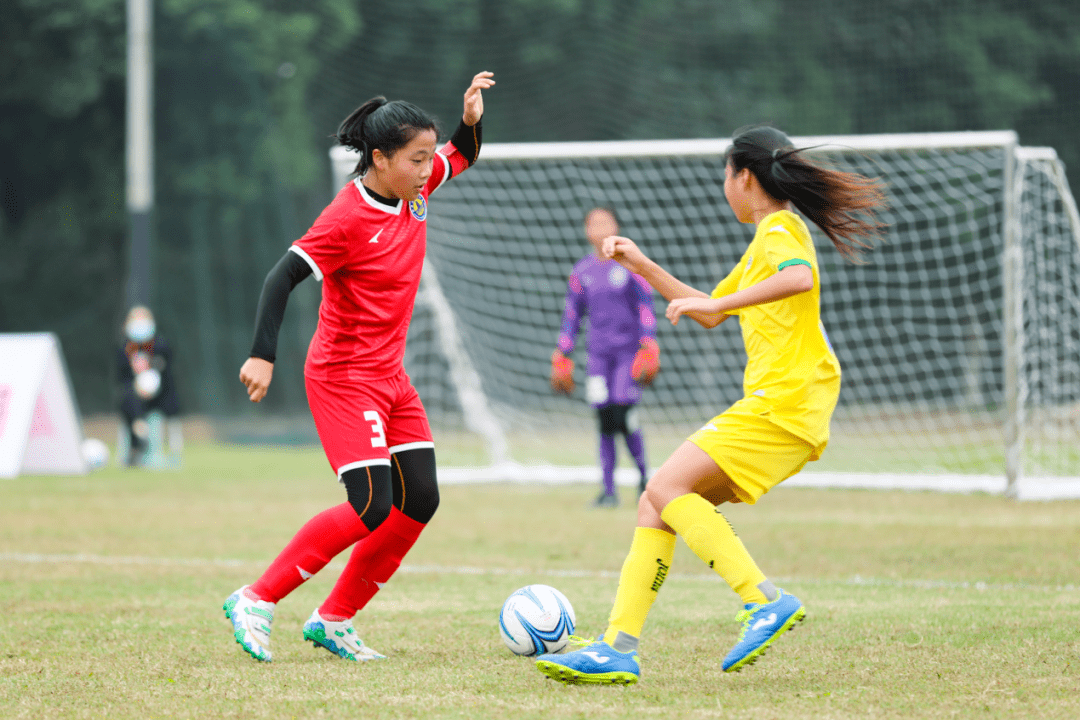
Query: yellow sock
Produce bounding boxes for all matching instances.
[660,493,769,605]
[602,527,676,647]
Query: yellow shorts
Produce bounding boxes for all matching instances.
[688,395,815,505]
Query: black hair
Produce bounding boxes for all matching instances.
[725,125,888,262]
[334,97,440,176]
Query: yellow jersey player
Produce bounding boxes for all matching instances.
[535,125,887,685]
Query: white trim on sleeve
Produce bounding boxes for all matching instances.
[432,152,452,193]
[288,245,324,282]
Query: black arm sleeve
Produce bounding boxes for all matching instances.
[449,117,482,168]
[249,251,313,362]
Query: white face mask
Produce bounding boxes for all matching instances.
[125,317,156,343]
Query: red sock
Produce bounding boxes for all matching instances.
[249,503,370,603]
[319,507,425,618]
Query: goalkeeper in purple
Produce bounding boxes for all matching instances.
[552,207,660,507]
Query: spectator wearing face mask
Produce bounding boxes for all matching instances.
[117,306,181,466]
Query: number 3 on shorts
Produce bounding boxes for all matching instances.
[363,410,387,448]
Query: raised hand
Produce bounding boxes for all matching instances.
[601,235,649,274]
[463,71,495,126]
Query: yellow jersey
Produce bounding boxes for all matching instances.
[710,209,840,454]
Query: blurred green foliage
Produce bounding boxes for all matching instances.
[1,0,1077,416]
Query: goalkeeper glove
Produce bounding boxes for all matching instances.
[632,338,660,386]
[550,349,575,395]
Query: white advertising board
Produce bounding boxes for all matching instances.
[0,333,87,478]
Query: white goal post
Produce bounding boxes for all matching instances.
[330,131,1080,500]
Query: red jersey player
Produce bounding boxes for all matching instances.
[224,71,495,663]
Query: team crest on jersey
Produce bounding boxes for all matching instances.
[608,265,629,288]
[409,196,427,221]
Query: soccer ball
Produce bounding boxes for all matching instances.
[81,438,110,471]
[134,368,162,399]
[498,584,576,656]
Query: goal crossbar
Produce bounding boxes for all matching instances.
[331,131,1018,175]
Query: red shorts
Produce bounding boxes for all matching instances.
[305,368,433,479]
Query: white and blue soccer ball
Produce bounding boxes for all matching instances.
[499,584,576,656]
[81,438,110,471]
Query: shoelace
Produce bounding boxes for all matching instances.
[566,634,595,649]
[565,635,644,659]
[732,605,762,642]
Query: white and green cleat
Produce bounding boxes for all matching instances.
[223,586,275,662]
[302,609,386,662]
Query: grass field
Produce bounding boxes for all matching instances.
[1,441,1078,719]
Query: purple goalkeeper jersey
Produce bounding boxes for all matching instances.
[557,255,657,358]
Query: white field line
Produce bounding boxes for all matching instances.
[1,552,1077,594]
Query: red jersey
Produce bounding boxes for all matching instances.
[291,142,470,381]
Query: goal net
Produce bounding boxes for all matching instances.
[331,131,1080,499]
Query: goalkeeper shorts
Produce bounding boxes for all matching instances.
[688,395,817,505]
[585,350,641,407]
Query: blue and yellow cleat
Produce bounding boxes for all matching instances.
[535,639,640,685]
[722,588,805,672]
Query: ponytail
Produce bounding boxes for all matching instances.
[334,97,440,177]
[726,126,888,263]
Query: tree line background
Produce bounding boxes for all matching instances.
[2,0,1078,420]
